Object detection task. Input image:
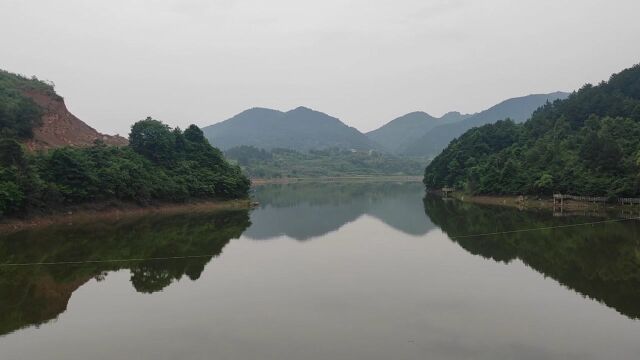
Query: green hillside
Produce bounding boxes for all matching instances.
[225,145,425,178]
[0,119,249,217]
[0,69,250,217]
[403,92,569,157]
[424,65,640,197]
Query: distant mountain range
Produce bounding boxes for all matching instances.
[366,111,471,153]
[202,106,379,151]
[400,92,569,157]
[203,92,569,157]
[245,182,434,241]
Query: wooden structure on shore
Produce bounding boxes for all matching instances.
[619,197,640,205]
[442,187,455,197]
[553,194,608,206]
[552,193,640,218]
[553,193,640,215]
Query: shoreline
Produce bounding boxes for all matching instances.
[251,175,423,185]
[0,199,251,235]
[1,176,420,234]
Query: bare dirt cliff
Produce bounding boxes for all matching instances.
[22,90,127,150]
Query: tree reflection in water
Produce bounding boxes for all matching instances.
[0,210,250,336]
[423,194,640,320]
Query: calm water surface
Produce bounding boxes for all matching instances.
[1,182,639,359]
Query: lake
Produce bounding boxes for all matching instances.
[1,182,639,359]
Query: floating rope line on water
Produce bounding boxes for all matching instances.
[0,254,219,267]
[448,216,640,239]
[1,216,639,268]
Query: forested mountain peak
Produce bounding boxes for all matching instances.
[203,106,379,151]
[366,111,464,153]
[439,111,471,122]
[284,106,345,125]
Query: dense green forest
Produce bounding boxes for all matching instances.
[0,71,249,217]
[424,65,640,197]
[0,119,249,217]
[225,145,425,178]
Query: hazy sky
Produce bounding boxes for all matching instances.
[2,0,639,135]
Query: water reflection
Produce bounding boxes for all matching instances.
[2,182,640,357]
[422,194,640,320]
[246,182,434,240]
[0,210,250,336]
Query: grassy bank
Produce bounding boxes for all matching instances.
[0,198,251,235]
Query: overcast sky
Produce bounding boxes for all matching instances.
[2,0,639,135]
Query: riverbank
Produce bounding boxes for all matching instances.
[0,199,252,235]
[251,175,423,185]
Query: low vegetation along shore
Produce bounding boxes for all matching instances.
[0,198,252,234]
[225,146,426,178]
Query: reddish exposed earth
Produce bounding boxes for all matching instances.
[22,89,127,150]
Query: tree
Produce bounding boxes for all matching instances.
[534,173,554,195]
[0,138,26,167]
[129,117,176,165]
[184,124,207,144]
[42,148,98,202]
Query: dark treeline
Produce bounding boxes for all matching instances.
[424,64,640,197]
[0,119,250,217]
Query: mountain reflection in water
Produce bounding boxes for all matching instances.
[247,182,434,240]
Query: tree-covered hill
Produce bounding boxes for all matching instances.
[0,119,250,217]
[403,92,569,157]
[424,64,640,197]
[203,106,380,152]
[0,69,249,217]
